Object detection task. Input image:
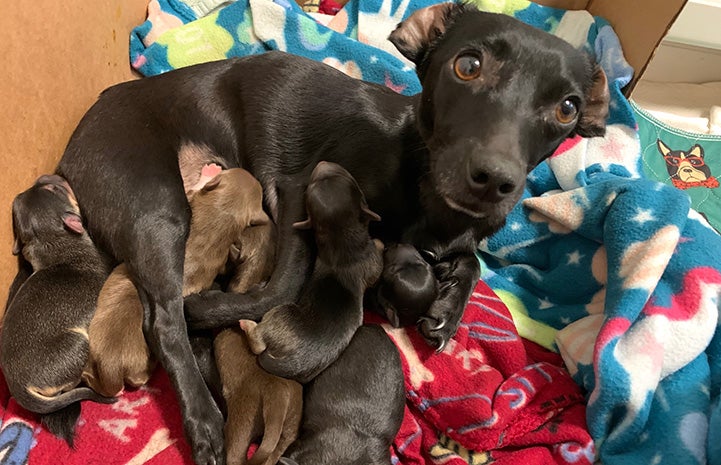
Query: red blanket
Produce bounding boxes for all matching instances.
[0,281,593,464]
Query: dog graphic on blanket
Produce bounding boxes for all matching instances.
[657,139,719,189]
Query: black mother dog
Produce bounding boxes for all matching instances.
[32,4,610,463]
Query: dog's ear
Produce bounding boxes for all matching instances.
[62,212,85,235]
[229,243,241,264]
[292,218,313,230]
[657,139,671,156]
[12,237,21,256]
[689,144,704,158]
[388,2,458,64]
[576,65,609,138]
[201,174,222,192]
[250,211,270,227]
[361,203,381,222]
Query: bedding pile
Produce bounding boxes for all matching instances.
[1,0,720,464]
[0,284,593,464]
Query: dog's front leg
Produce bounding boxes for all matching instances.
[184,181,314,329]
[418,252,480,352]
[139,288,225,465]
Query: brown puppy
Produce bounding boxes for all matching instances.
[81,264,155,397]
[82,168,270,397]
[213,211,292,465]
[1,175,115,443]
[215,328,302,465]
[242,161,383,384]
[183,168,271,294]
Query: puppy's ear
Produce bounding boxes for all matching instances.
[62,212,85,235]
[576,65,609,138]
[657,139,671,156]
[250,211,270,227]
[361,204,381,222]
[201,174,222,192]
[292,218,313,230]
[12,237,21,256]
[388,2,459,64]
[229,243,241,264]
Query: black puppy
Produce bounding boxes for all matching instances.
[1,175,115,445]
[367,243,439,328]
[278,324,405,465]
[241,161,383,383]
[50,4,608,462]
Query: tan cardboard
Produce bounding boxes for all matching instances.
[0,0,686,309]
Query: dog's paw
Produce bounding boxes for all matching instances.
[185,404,226,465]
[418,279,464,353]
[418,315,455,353]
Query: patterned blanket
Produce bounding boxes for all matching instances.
[0,284,590,464]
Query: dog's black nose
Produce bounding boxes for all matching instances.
[467,158,519,201]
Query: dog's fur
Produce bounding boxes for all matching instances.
[49,4,609,461]
[279,324,405,465]
[367,243,439,328]
[215,328,302,465]
[1,175,115,444]
[82,168,270,398]
[241,162,383,384]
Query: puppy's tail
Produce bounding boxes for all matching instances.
[18,386,116,415]
[40,402,81,447]
[248,396,291,465]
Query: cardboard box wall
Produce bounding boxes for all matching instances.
[0,0,686,309]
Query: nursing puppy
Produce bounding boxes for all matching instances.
[1,175,115,444]
[242,162,383,384]
[81,263,155,397]
[82,168,270,397]
[367,243,439,328]
[183,168,271,295]
[215,328,302,465]
[279,325,405,465]
[212,195,289,465]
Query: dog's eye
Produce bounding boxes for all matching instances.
[555,99,578,124]
[454,54,482,81]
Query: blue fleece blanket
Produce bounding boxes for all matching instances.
[130,1,721,464]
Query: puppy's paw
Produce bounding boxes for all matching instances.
[239,320,266,354]
[186,404,226,465]
[418,281,464,353]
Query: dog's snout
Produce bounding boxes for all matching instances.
[467,156,521,201]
